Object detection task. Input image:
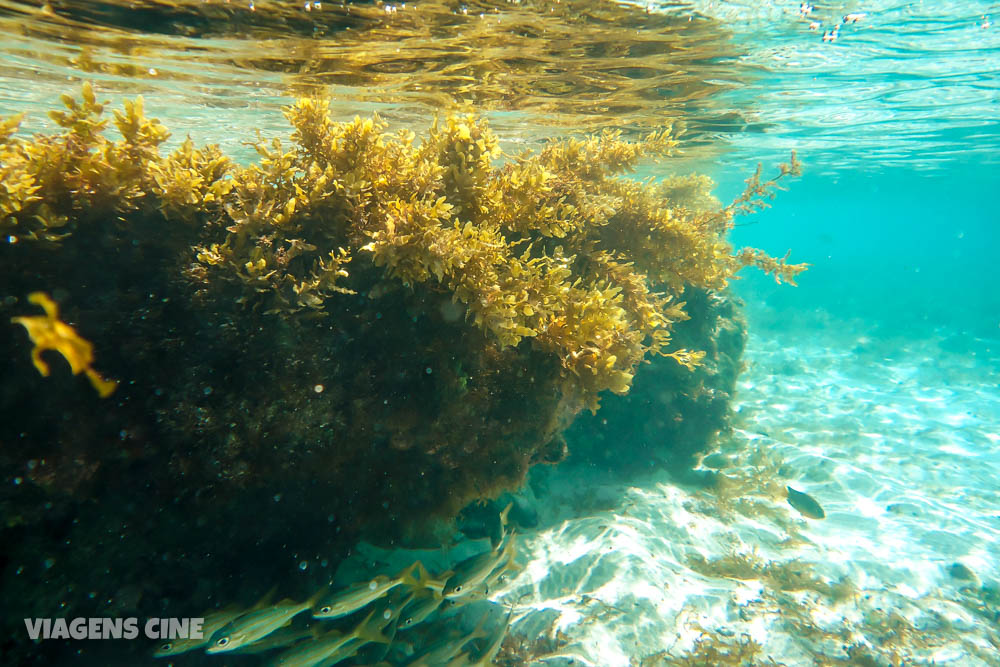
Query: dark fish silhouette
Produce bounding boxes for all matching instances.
[786,486,825,519]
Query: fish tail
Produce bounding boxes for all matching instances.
[356,614,392,646]
[371,617,399,658]
[253,585,280,610]
[499,501,513,530]
[414,560,433,583]
[399,561,422,590]
[469,608,492,640]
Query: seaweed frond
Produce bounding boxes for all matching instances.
[11,292,117,398]
[3,85,807,409]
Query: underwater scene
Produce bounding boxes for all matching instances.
[1,0,998,665]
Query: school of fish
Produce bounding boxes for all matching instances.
[154,504,519,666]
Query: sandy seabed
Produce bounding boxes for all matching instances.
[337,323,1000,665]
[487,325,1000,666]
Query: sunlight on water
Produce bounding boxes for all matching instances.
[654,0,1000,172]
[3,0,995,170]
[0,0,756,163]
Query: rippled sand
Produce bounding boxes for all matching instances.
[357,323,1000,665]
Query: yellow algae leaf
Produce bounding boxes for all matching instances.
[11,292,117,397]
[0,112,25,143]
[664,348,706,371]
[607,370,633,394]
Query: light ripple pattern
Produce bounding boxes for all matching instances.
[483,327,1000,665]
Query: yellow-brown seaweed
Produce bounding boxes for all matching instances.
[11,292,117,398]
[1,85,806,413]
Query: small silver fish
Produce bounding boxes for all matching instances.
[153,604,244,657]
[442,533,516,599]
[449,607,512,667]
[787,486,825,520]
[398,590,444,631]
[404,610,491,667]
[312,563,419,620]
[207,587,326,654]
[270,609,388,667]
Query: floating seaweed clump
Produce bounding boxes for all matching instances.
[11,291,117,397]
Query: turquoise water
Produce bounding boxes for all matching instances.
[696,0,1000,339]
[1,0,999,665]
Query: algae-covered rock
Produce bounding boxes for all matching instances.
[0,87,802,663]
[565,286,748,474]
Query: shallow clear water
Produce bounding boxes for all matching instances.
[678,0,1000,172]
[2,0,998,665]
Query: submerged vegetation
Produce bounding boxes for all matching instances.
[10,291,117,397]
[2,83,804,409]
[0,84,803,664]
[638,632,779,667]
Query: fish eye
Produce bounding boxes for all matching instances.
[368,580,378,591]
[320,606,332,614]
[216,637,230,647]
[404,617,413,625]
[159,643,172,651]
[382,609,392,620]
[453,585,462,593]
